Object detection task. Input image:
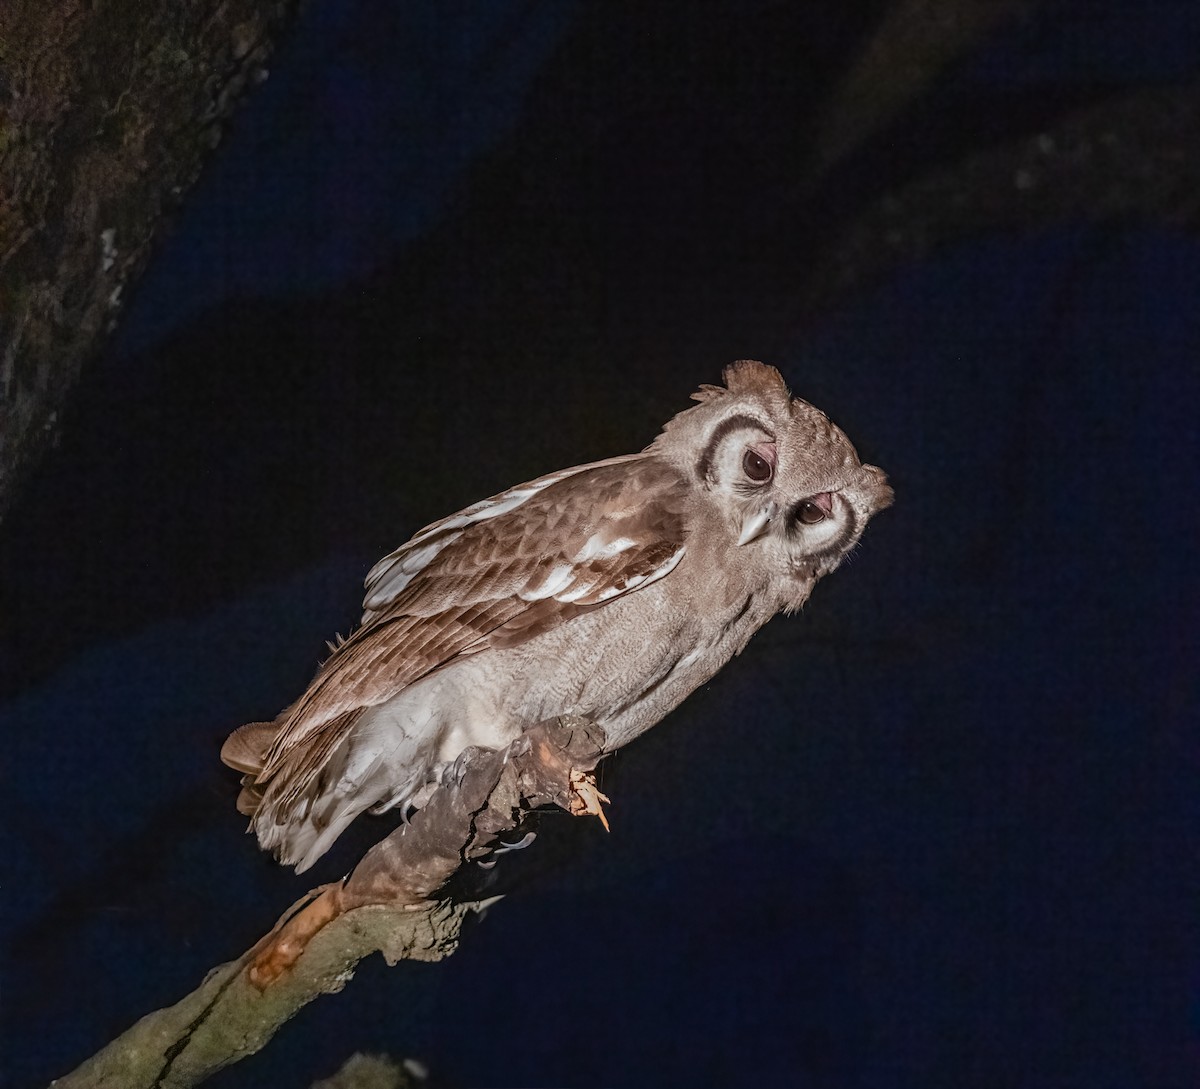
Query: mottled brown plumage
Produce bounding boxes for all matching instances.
[222,361,892,871]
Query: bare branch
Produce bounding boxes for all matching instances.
[812,0,1036,177]
[802,83,1200,318]
[52,716,608,1089]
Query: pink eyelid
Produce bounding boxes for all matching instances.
[748,440,777,469]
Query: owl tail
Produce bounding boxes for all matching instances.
[221,708,422,872]
[273,803,369,874]
[220,720,279,815]
[257,747,394,874]
[222,709,395,872]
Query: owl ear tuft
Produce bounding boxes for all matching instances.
[721,360,791,397]
[689,383,726,404]
[689,361,790,404]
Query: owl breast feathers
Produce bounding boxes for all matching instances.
[221,361,893,871]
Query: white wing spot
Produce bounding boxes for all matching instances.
[573,534,637,562]
[520,564,577,602]
[554,579,604,604]
[648,547,686,581]
[563,545,686,604]
[363,530,464,615]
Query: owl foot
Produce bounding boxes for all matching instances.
[247,882,344,990]
[568,770,611,831]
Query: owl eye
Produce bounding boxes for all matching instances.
[742,448,773,483]
[795,499,827,524]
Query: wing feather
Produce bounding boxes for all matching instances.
[250,455,689,800]
[361,452,646,621]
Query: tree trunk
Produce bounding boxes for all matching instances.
[0,0,302,522]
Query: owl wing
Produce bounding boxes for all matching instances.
[248,454,689,794]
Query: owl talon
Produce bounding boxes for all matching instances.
[569,770,611,831]
[492,830,538,855]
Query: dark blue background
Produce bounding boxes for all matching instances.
[3,3,1197,1086]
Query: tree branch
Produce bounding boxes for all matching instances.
[800,82,1200,319]
[811,0,1036,177]
[52,716,608,1089]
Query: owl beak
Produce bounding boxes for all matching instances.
[737,501,778,546]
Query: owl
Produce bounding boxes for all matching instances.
[222,361,892,872]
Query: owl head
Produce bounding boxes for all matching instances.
[651,360,892,600]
